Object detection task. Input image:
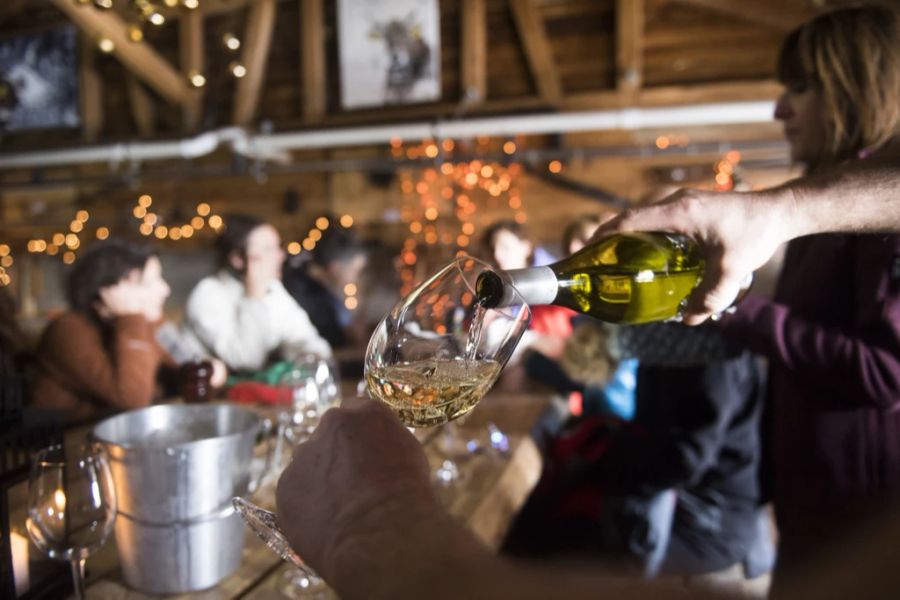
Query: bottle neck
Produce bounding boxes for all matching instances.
[504,266,558,306]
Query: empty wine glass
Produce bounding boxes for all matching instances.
[27,443,117,600]
[234,255,530,591]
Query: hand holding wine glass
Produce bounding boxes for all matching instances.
[27,443,117,600]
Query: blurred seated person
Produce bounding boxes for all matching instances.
[481,220,573,352]
[1,286,30,417]
[562,214,603,255]
[30,239,177,422]
[181,213,331,373]
[283,224,367,350]
[505,321,773,593]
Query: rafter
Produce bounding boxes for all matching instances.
[126,76,155,137]
[671,0,816,31]
[180,8,204,131]
[461,0,487,105]
[233,0,277,126]
[301,0,326,123]
[616,0,644,104]
[50,0,190,106]
[508,0,562,105]
[79,36,103,141]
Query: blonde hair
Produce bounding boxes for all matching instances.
[778,4,900,165]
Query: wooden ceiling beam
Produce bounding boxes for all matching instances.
[126,76,155,138]
[670,0,816,31]
[461,0,487,105]
[180,8,204,132]
[79,36,103,142]
[616,0,644,104]
[508,0,563,105]
[50,0,190,106]
[232,0,277,126]
[301,0,326,123]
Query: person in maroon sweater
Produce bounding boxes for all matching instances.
[31,239,176,422]
[717,7,900,587]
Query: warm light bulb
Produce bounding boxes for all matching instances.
[0,244,8,257]
[128,25,144,42]
[315,216,329,230]
[344,283,357,296]
[149,12,165,26]
[339,214,354,228]
[76,209,89,222]
[183,0,199,9]
[188,71,206,88]
[230,62,247,78]
[96,227,109,240]
[196,202,211,216]
[97,38,115,53]
[223,33,241,51]
[54,489,66,512]
[63,251,76,264]
[138,194,152,207]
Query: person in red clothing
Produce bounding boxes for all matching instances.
[481,219,574,343]
[31,238,176,422]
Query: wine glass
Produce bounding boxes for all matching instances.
[27,443,117,600]
[233,255,530,589]
[364,255,531,428]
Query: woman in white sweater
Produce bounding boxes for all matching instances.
[183,214,331,372]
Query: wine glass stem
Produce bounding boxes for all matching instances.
[71,557,87,600]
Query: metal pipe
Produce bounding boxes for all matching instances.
[0,101,776,171]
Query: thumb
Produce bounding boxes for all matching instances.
[683,254,741,325]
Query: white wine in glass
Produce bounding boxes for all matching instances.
[365,255,531,428]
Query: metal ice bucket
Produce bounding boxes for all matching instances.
[92,403,267,594]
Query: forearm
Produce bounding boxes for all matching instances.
[720,295,900,408]
[328,507,688,600]
[783,160,900,238]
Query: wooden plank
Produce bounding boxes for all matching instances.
[79,36,103,142]
[233,0,277,126]
[126,76,155,138]
[637,79,782,106]
[180,8,205,132]
[300,0,326,123]
[461,0,487,105]
[508,0,563,105]
[50,0,190,106]
[616,0,644,103]
[671,0,816,31]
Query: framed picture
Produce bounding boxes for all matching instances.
[0,26,79,132]
[337,0,441,109]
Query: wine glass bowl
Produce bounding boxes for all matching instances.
[365,255,531,428]
[27,443,117,600]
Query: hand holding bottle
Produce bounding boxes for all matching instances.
[591,188,793,324]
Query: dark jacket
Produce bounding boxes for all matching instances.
[720,233,900,572]
[283,264,348,349]
[591,337,766,574]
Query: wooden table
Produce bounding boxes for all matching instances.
[82,379,552,599]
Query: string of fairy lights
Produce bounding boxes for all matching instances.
[78,0,249,84]
[392,136,528,295]
[0,143,741,290]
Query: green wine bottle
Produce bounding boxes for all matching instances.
[476,232,704,324]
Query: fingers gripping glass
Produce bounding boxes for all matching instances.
[234,256,531,588]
